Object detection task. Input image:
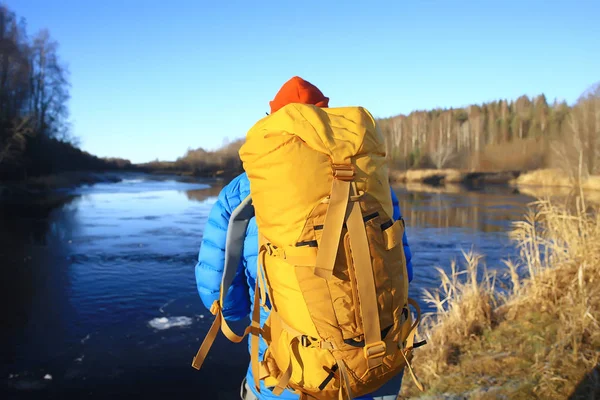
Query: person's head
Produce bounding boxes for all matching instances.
[269,76,329,114]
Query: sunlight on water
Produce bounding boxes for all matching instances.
[148,316,193,330]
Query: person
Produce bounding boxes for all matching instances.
[195,76,414,400]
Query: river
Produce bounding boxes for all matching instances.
[0,174,536,399]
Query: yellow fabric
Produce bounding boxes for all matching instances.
[383,219,404,251]
[239,103,392,247]
[314,178,351,279]
[192,103,428,399]
[346,184,384,369]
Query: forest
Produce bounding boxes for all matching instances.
[378,84,600,178]
[0,5,130,181]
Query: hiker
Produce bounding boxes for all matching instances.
[194,76,416,400]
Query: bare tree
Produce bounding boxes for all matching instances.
[430,145,456,169]
[550,83,600,183]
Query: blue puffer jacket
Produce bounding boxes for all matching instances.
[195,172,414,400]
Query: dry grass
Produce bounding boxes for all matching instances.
[139,138,245,179]
[390,169,465,184]
[511,168,575,188]
[512,169,600,191]
[402,196,600,399]
[474,138,548,172]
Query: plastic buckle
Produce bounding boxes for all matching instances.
[264,243,274,256]
[301,335,311,347]
[331,164,355,181]
[364,341,386,360]
[209,300,221,316]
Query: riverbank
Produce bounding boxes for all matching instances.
[401,197,600,399]
[139,166,242,182]
[0,171,124,201]
[389,168,522,186]
[390,167,600,191]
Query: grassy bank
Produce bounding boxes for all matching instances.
[390,167,600,193]
[401,197,600,399]
[510,169,600,191]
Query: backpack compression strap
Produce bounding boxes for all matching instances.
[313,164,385,369]
[345,182,386,370]
[313,164,354,279]
[192,195,259,371]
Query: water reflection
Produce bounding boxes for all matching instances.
[394,184,533,233]
[0,195,79,380]
[185,183,225,203]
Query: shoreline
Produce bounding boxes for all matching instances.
[0,169,229,205]
[390,167,600,191]
[0,171,126,201]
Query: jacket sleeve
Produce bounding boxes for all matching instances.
[194,184,251,321]
[390,187,414,282]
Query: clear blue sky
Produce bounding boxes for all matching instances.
[6,0,600,164]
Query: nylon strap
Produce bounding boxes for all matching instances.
[250,262,263,392]
[346,185,384,369]
[265,243,318,267]
[257,247,269,310]
[191,299,257,370]
[191,305,222,370]
[398,297,425,392]
[314,178,351,279]
[192,195,256,371]
[400,348,424,392]
[336,359,354,400]
[276,313,335,350]
[404,298,422,349]
[220,195,254,304]
[270,337,299,395]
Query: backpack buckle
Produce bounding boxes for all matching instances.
[301,335,311,347]
[209,300,221,316]
[363,341,386,360]
[331,164,355,181]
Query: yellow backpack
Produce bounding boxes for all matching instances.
[192,104,425,399]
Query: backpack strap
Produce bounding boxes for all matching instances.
[336,359,354,400]
[219,195,255,304]
[345,183,385,370]
[399,298,425,391]
[313,163,385,370]
[313,164,354,280]
[192,195,258,371]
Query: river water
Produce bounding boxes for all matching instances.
[0,174,536,399]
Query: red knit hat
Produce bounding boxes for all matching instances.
[269,76,329,114]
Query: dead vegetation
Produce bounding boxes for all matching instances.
[511,169,600,192]
[139,138,244,178]
[402,196,600,399]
